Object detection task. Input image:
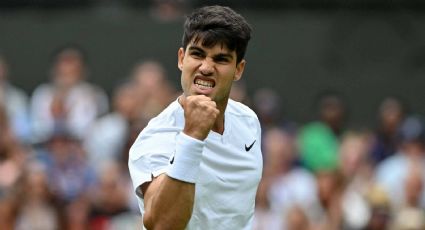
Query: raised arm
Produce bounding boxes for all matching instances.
[142,95,219,230]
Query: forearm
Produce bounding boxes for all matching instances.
[143,132,205,230]
[144,175,195,230]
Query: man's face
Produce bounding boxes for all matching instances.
[178,40,245,108]
[53,52,84,87]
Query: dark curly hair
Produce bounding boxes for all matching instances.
[182,5,252,64]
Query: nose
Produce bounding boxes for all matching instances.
[199,59,214,76]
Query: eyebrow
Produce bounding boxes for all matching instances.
[188,46,234,60]
[188,46,205,54]
[214,53,233,61]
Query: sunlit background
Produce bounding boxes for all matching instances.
[1,1,425,229]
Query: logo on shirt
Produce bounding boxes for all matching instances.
[170,156,175,164]
[245,140,256,152]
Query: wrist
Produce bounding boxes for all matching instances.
[166,132,205,183]
[182,128,208,141]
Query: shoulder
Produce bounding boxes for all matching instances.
[6,84,29,102]
[95,113,127,130]
[299,121,338,144]
[226,99,258,121]
[30,83,55,104]
[7,84,27,96]
[32,83,53,96]
[129,100,183,160]
[376,154,405,174]
[226,99,261,137]
[144,100,183,131]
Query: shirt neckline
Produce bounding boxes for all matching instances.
[175,98,231,143]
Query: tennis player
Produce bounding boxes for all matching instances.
[128,5,263,230]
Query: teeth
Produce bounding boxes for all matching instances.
[195,79,214,88]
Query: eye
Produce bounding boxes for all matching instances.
[190,51,204,59]
[214,57,231,64]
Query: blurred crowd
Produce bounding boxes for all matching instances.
[0,45,425,230]
[252,91,425,230]
[0,46,178,229]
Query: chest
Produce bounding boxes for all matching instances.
[196,130,262,196]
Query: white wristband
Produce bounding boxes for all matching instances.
[166,132,205,183]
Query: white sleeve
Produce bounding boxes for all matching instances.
[128,128,179,197]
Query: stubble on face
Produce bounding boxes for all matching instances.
[178,41,245,110]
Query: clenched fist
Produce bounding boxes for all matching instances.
[179,95,219,140]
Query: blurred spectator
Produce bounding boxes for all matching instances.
[65,196,91,230]
[230,79,252,106]
[339,130,374,184]
[149,0,187,22]
[34,128,96,204]
[0,105,24,228]
[131,60,176,121]
[30,45,109,143]
[338,130,375,229]
[88,161,139,229]
[0,195,15,229]
[122,60,176,167]
[254,127,317,230]
[312,170,344,230]
[253,177,276,230]
[103,60,178,170]
[391,163,425,230]
[13,162,65,230]
[84,81,141,169]
[375,115,425,210]
[252,88,284,130]
[364,185,392,230]
[315,90,347,137]
[403,164,423,211]
[0,105,16,162]
[371,97,406,164]
[0,141,27,198]
[0,105,25,196]
[298,90,347,172]
[392,207,425,230]
[0,55,31,143]
[285,205,310,230]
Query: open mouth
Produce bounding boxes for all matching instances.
[194,77,215,89]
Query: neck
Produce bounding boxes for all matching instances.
[212,113,225,134]
[212,99,228,135]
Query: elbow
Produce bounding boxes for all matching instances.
[143,211,154,230]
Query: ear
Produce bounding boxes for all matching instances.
[234,59,246,81]
[177,47,185,71]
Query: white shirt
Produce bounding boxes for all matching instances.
[84,112,128,169]
[0,83,31,143]
[375,153,425,209]
[128,99,263,230]
[267,168,318,230]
